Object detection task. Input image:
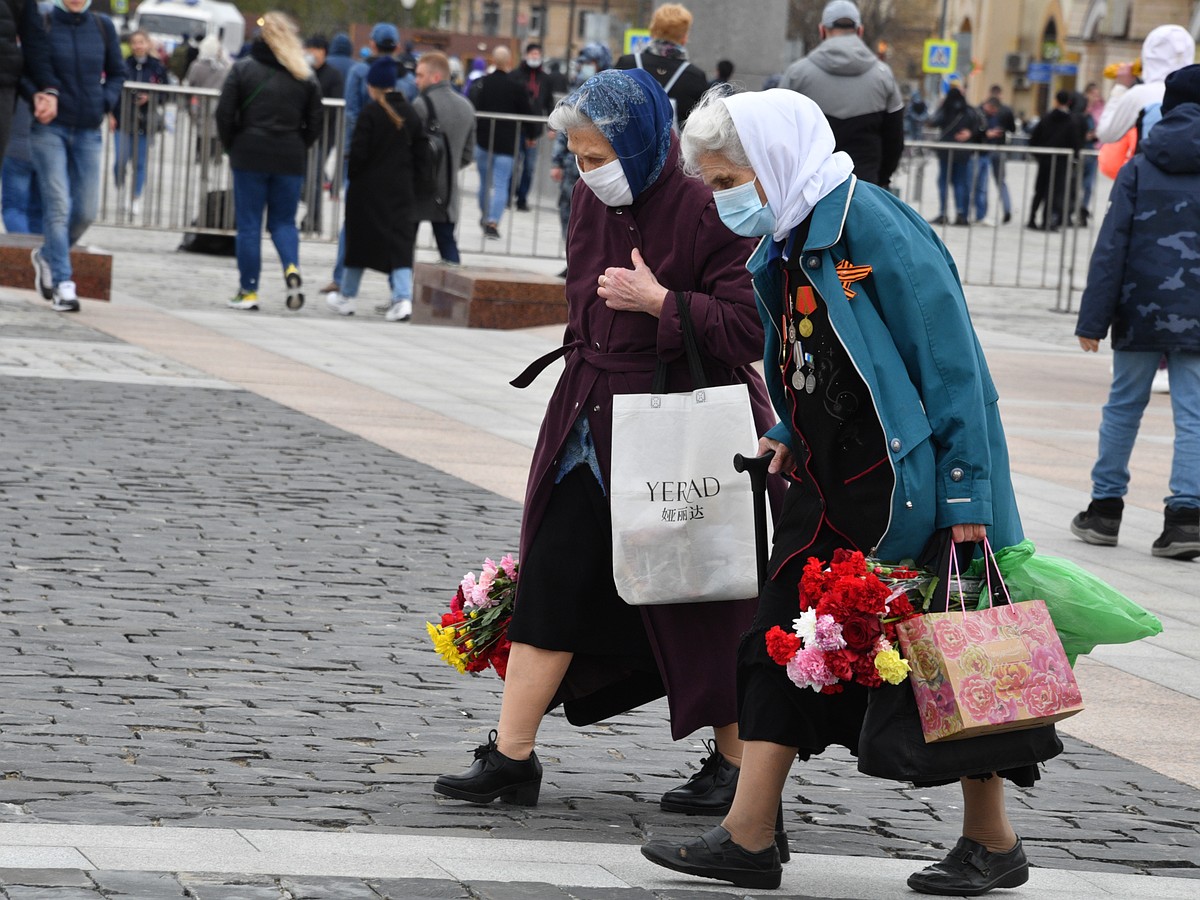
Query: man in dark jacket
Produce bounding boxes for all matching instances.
[1027,90,1085,230]
[973,87,1017,223]
[324,32,355,82]
[470,45,534,237]
[113,29,167,216]
[300,34,344,233]
[780,0,904,188]
[615,2,707,127]
[22,0,124,312]
[927,80,981,226]
[508,41,553,211]
[1071,64,1200,560]
[0,0,47,164]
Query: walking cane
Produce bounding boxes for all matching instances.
[733,450,774,590]
[733,448,791,864]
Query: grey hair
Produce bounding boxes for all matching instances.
[680,86,750,175]
[547,96,594,134]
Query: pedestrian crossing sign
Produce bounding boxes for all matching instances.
[624,29,652,55]
[923,40,957,74]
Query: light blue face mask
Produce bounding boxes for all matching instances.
[53,0,93,10]
[714,177,775,237]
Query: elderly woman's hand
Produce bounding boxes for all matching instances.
[598,248,668,317]
[951,523,987,543]
[757,435,794,476]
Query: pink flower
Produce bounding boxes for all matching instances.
[786,647,839,692]
[473,567,497,608]
[1022,671,1068,717]
[459,572,479,608]
[812,614,847,652]
[499,553,518,579]
[962,616,996,645]
[1030,644,1070,681]
[986,696,1019,725]
[960,673,1001,721]
[932,618,970,659]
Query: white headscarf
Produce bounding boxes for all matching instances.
[721,89,855,243]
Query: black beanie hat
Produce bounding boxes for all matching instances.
[1163,63,1200,113]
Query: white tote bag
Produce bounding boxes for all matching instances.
[609,296,762,606]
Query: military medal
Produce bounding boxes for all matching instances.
[802,351,816,394]
[795,285,816,338]
[792,369,805,391]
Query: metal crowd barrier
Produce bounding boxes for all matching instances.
[98,85,1104,311]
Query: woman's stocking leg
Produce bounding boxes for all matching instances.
[496,641,572,760]
[959,775,1018,853]
[712,722,743,768]
[720,740,796,852]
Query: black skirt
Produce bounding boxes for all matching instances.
[506,467,665,725]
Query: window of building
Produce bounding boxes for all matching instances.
[483,0,500,36]
[439,0,453,30]
[530,4,545,35]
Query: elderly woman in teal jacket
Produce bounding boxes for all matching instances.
[641,89,1034,896]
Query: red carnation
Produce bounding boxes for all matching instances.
[765,626,802,664]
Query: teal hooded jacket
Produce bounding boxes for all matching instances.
[748,175,1023,562]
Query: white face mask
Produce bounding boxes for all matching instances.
[525,56,542,69]
[579,63,597,80]
[578,157,634,207]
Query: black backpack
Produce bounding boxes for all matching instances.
[416,94,453,209]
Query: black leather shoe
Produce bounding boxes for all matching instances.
[660,741,738,815]
[907,836,1029,896]
[641,825,782,890]
[434,730,542,806]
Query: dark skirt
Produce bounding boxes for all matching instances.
[508,466,749,737]
[507,468,666,726]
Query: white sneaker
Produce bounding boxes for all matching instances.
[385,298,412,322]
[31,248,52,300]
[325,292,355,316]
[131,198,142,216]
[51,280,79,312]
[1152,368,1170,394]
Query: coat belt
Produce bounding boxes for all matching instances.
[510,341,659,389]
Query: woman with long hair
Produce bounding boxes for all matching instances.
[215,11,322,311]
[324,58,426,321]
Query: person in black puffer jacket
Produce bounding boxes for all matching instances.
[0,0,45,161]
[215,10,322,312]
[21,0,124,313]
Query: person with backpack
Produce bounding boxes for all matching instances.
[215,11,322,312]
[1097,24,1195,149]
[615,3,707,128]
[22,0,124,313]
[411,51,475,266]
[323,57,427,322]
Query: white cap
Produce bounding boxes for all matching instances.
[821,0,862,29]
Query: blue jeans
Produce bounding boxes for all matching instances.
[474,146,514,226]
[973,153,1011,221]
[232,169,302,293]
[514,139,538,205]
[1080,154,1098,215]
[936,148,971,219]
[1091,349,1200,509]
[431,220,460,263]
[113,131,150,197]
[29,122,102,285]
[340,265,412,301]
[2,156,43,234]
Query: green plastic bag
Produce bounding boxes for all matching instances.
[966,540,1163,662]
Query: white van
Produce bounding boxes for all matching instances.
[132,0,245,60]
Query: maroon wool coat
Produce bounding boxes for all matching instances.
[512,139,777,739]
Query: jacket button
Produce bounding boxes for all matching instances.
[615,209,623,215]
[806,256,820,269]
[574,401,580,408]
[592,405,600,412]
[950,467,964,482]
[890,438,902,452]
[595,342,600,348]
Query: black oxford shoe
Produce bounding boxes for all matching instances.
[434,730,542,806]
[660,741,738,815]
[907,836,1029,896]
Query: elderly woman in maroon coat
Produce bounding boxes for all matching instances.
[435,69,775,815]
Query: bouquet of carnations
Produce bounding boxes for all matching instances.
[426,554,517,679]
[765,549,927,693]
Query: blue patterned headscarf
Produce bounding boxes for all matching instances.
[564,68,673,198]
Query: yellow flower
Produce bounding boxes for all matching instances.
[875,648,911,685]
[426,621,468,673]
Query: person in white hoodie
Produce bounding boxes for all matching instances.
[1096,24,1195,144]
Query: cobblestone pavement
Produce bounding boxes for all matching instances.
[1,296,1199,898]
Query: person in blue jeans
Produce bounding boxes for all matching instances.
[469,45,534,238]
[215,11,322,311]
[2,97,44,234]
[112,30,166,216]
[927,80,980,226]
[22,0,124,312]
[1072,64,1200,560]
